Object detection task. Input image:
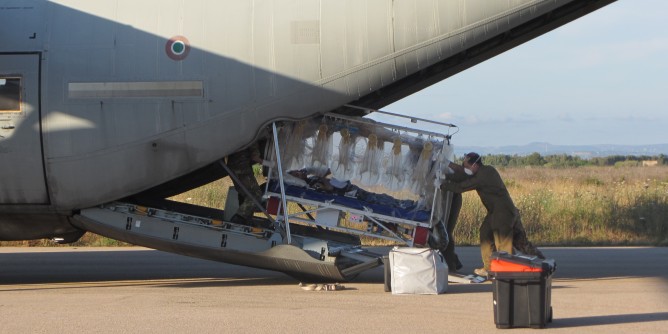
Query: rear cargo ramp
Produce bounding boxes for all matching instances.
[73,202,381,282]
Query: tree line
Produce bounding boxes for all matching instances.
[479,153,668,168]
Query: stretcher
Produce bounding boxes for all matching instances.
[264,181,435,246]
[262,111,458,247]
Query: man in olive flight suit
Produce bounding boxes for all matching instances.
[227,142,264,226]
[443,192,464,271]
[442,152,543,277]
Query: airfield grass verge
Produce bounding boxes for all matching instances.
[454,166,668,247]
[2,166,666,247]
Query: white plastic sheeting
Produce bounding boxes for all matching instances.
[389,247,448,294]
[275,115,456,199]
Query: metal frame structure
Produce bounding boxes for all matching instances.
[264,110,457,247]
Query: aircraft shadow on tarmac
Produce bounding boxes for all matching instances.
[539,247,668,281]
[0,250,294,286]
[549,312,668,328]
[1,247,667,286]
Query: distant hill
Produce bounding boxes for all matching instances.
[455,143,668,158]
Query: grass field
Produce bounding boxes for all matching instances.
[454,165,668,247]
[2,166,666,247]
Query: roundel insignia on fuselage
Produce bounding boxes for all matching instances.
[165,36,190,61]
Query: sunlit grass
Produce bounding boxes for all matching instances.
[2,166,666,247]
[454,166,668,246]
[169,178,235,209]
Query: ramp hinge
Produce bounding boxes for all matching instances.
[220,234,227,247]
[125,217,132,230]
[172,227,180,240]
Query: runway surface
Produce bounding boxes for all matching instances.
[1,246,667,333]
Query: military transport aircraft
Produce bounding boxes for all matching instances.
[1,0,615,281]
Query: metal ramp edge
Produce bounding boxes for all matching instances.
[72,202,383,282]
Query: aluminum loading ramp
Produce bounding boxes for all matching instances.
[74,201,486,284]
[73,202,384,282]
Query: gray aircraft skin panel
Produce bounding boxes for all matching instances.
[0,0,616,243]
[0,54,47,204]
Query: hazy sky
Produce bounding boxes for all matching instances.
[377,0,667,148]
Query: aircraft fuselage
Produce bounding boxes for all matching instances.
[1,0,616,243]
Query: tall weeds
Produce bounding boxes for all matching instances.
[454,166,668,246]
[2,166,666,247]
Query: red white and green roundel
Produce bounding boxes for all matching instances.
[165,36,190,61]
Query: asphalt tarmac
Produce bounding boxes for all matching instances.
[1,246,667,333]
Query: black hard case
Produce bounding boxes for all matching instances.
[489,252,556,329]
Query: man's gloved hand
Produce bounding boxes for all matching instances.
[439,179,452,191]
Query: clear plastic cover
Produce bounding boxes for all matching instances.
[272,114,456,224]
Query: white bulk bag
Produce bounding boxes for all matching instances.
[389,247,448,294]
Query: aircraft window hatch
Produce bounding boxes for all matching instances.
[0,77,21,113]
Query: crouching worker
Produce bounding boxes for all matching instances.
[441,152,543,277]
